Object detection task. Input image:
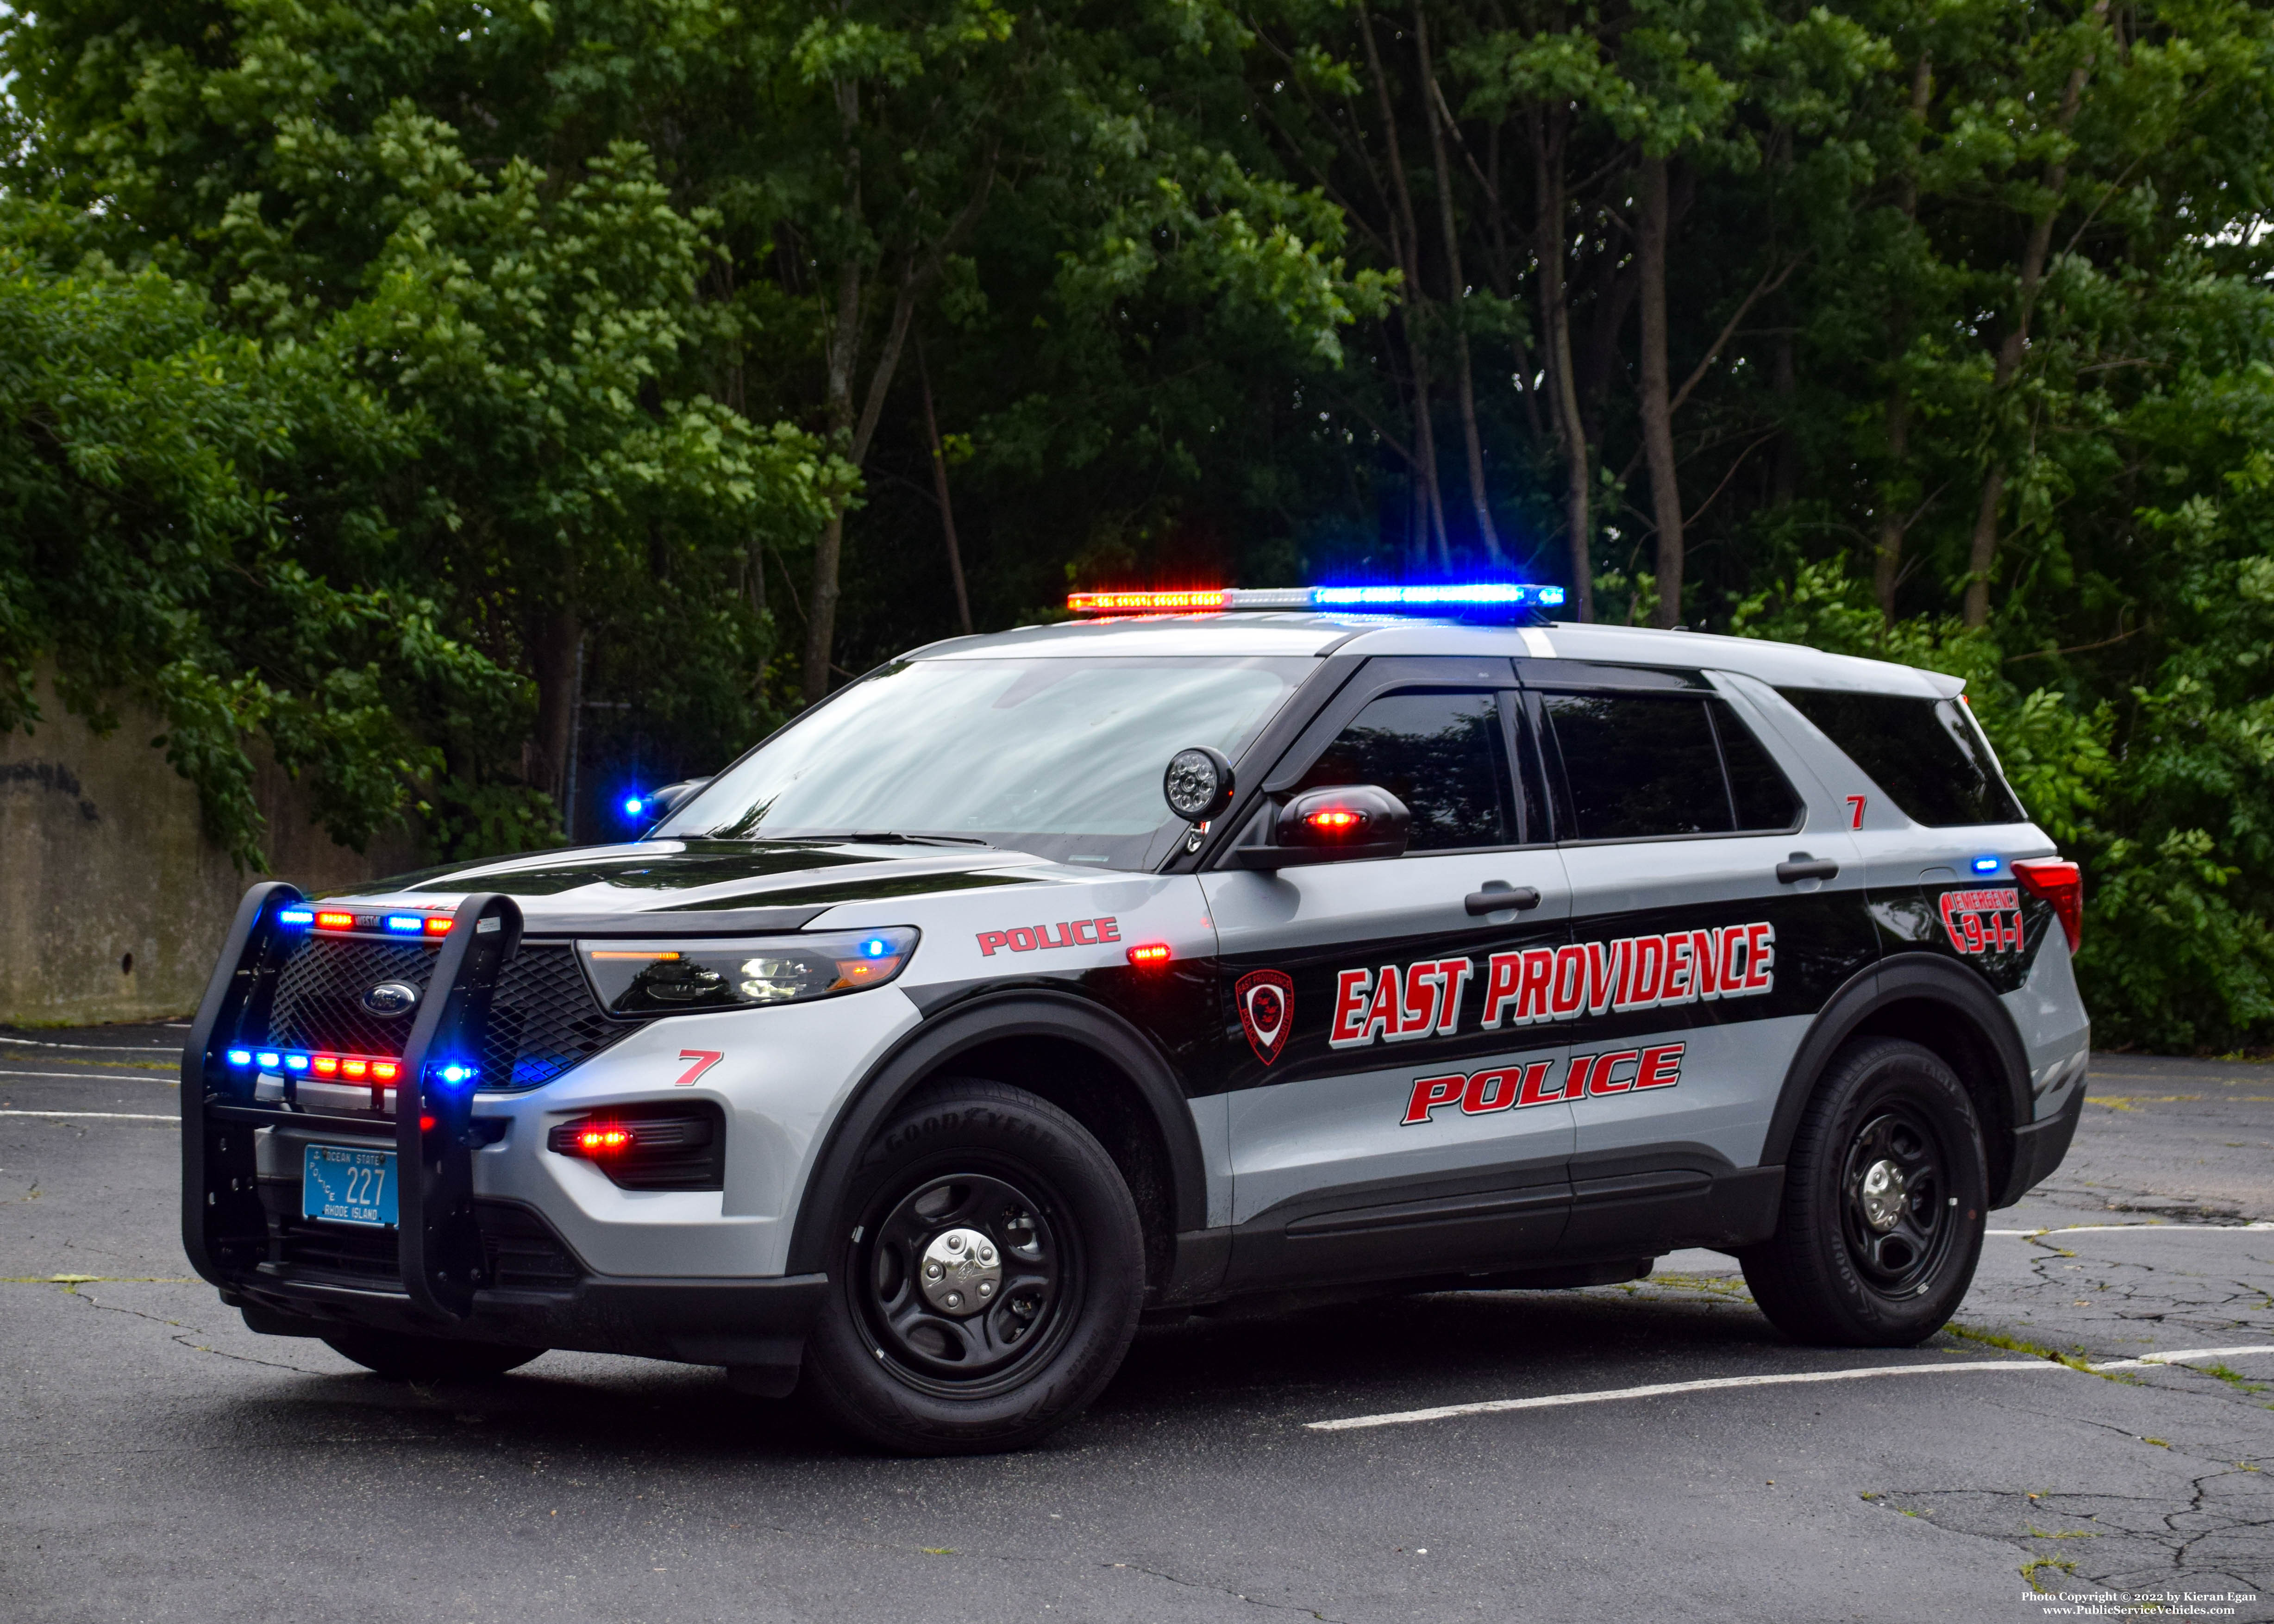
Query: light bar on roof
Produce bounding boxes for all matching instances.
[1067,583,1566,616]
[1067,589,1230,613]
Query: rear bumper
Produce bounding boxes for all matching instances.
[1993,1078,2087,1208]
[223,1268,828,1368]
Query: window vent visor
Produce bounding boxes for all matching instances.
[577,927,918,1017]
[546,1102,726,1192]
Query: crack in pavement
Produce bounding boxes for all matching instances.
[49,1279,335,1376]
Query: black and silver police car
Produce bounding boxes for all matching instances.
[182,583,2090,1453]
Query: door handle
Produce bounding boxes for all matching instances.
[1776,854,1840,884]
[1465,885,1542,916]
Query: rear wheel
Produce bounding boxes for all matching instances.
[802,1080,1145,1454]
[321,1330,544,1380]
[1741,1038,1987,1346]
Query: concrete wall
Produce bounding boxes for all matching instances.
[0,677,421,1026]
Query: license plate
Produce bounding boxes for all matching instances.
[301,1143,398,1228]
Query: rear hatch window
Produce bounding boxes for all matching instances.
[1778,689,2023,826]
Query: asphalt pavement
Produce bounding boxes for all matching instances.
[4,1026,2271,1623]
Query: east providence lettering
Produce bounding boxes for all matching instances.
[1329,922,1775,1049]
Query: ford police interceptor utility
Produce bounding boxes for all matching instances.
[182,583,2091,1453]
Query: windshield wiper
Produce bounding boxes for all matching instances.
[775,831,994,848]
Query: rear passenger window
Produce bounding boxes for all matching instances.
[1778,689,2024,826]
[1541,693,1802,840]
[1542,694,1727,839]
[1292,690,1517,850]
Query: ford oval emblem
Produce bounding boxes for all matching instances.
[362,981,420,1018]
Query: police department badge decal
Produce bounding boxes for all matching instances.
[1235,969,1294,1065]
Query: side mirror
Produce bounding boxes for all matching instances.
[1228,785,1411,870]
[1163,747,1236,824]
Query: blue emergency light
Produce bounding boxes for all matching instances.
[226,1048,253,1067]
[385,915,425,934]
[278,908,313,926]
[622,794,646,819]
[1972,856,2001,875]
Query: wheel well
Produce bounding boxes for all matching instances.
[1844,997,2016,1199]
[913,1036,1178,1292]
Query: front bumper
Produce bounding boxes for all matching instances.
[225,1261,827,1369]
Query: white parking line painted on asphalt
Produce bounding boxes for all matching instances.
[0,1069,178,1084]
[1989,1222,2274,1235]
[0,1110,175,1121]
[1306,1345,2274,1431]
[0,1035,180,1055]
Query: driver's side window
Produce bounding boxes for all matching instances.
[1288,689,1518,851]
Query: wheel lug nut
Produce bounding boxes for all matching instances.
[979,1246,996,1263]
[978,1281,993,1297]
[924,1261,942,1278]
[946,1233,963,1252]
[944,1290,963,1308]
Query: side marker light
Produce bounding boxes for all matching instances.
[1127,943,1172,966]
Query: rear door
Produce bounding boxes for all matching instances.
[1520,661,1877,1256]
[1200,656,1577,1290]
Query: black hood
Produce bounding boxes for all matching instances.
[335,839,1068,933]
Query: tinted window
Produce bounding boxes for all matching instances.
[1543,693,1730,840]
[1292,690,1517,850]
[1711,700,1802,831]
[1778,689,2024,826]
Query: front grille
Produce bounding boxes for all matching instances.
[255,936,637,1089]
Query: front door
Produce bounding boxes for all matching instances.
[1201,658,1577,1290]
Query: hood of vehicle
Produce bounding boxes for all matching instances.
[331,839,1077,930]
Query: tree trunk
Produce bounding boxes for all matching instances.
[1637,156,1684,629]
[917,339,974,636]
[1531,105,1591,621]
[1414,1,1503,564]
[805,86,865,703]
[1876,51,1933,623]
[529,601,582,808]
[1358,4,1449,568]
[1964,0,2107,628]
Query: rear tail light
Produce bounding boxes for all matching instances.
[545,1103,725,1191]
[2012,858,2083,952]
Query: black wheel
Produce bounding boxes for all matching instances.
[1740,1037,1987,1346]
[802,1080,1145,1454]
[320,1330,544,1380]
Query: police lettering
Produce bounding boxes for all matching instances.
[976,917,1120,956]
[1402,1043,1686,1124]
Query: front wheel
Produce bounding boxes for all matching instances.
[1741,1037,1987,1346]
[802,1080,1145,1454]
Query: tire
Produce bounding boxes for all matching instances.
[1741,1037,1988,1347]
[321,1330,545,1380]
[802,1079,1146,1454]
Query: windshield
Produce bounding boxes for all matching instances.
[658,655,1313,869]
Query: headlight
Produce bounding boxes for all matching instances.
[578,927,919,1016]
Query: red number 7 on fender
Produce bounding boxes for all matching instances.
[675,1049,724,1087]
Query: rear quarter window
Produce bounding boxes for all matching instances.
[1778,688,2024,826]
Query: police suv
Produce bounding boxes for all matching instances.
[182,584,2091,1453]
